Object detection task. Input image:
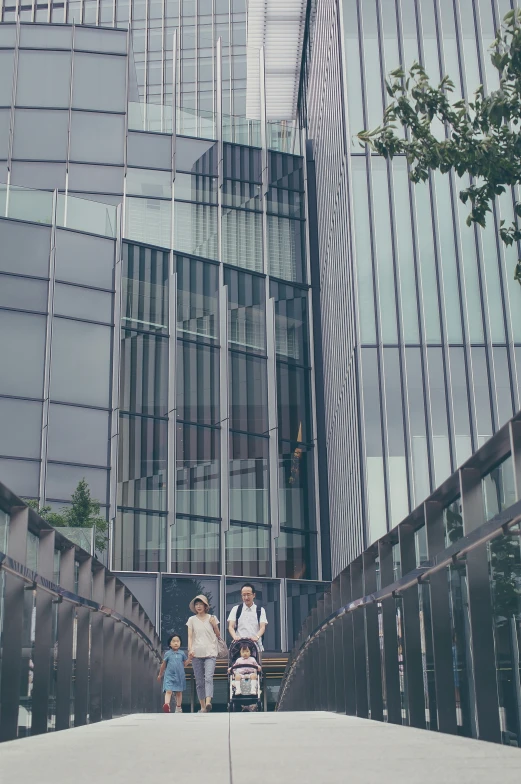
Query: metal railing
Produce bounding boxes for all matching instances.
[0,481,163,742]
[278,413,521,747]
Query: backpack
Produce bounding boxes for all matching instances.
[234,603,262,630]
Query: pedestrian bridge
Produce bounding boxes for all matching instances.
[2,712,521,783]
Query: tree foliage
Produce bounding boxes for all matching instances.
[25,478,108,552]
[358,9,521,283]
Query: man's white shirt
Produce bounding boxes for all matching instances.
[228,603,268,651]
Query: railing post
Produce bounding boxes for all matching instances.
[331,575,345,713]
[316,597,327,710]
[113,583,125,718]
[0,505,28,741]
[424,500,458,734]
[74,555,92,728]
[121,590,133,715]
[102,575,116,720]
[351,557,368,718]
[138,608,146,711]
[459,467,501,743]
[399,522,426,729]
[55,545,75,730]
[309,606,319,710]
[89,567,105,723]
[363,548,383,721]
[340,566,356,715]
[130,599,140,713]
[324,591,336,712]
[31,528,55,735]
[378,538,401,725]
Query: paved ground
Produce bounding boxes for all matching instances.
[2,712,521,783]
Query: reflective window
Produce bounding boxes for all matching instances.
[16,51,71,109]
[271,282,309,364]
[175,172,217,203]
[382,347,409,526]
[0,274,48,312]
[267,215,305,283]
[229,353,268,435]
[0,311,46,398]
[483,456,516,522]
[68,164,123,194]
[54,283,112,323]
[176,423,220,518]
[118,414,167,511]
[122,242,169,332]
[278,442,315,531]
[0,458,39,498]
[175,137,217,175]
[277,364,311,444]
[174,201,218,260]
[361,348,387,542]
[13,109,69,161]
[225,267,265,353]
[120,330,169,417]
[127,167,172,199]
[0,50,15,106]
[55,230,115,289]
[70,111,125,164]
[72,53,127,112]
[127,131,172,171]
[19,23,72,49]
[0,221,50,278]
[286,581,328,650]
[113,510,167,571]
[177,255,219,340]
[48,403,109,466]
[225,578,280,650]
[74,27,128,54]
[125,196,172,249]
[0,109,10,160]
[276,530,317,580]
[171,516,220,573]
[46,463,108,504]
[222,208,263,273]
[50,318,112,408]
[177,341,219,425]
[161,575,220,646]
[0,398,42,459]
[230,433,269,525]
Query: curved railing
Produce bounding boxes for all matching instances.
[0,482,162,742]
[278,413,521,748]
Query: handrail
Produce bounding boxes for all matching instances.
[0,550,161,660]
[278,499,521,707]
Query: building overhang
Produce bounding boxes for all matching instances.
[246,0,308,122]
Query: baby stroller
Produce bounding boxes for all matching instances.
[227,638,263,712]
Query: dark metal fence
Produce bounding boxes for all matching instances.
[278,414,521,747]
[0,482,163,742]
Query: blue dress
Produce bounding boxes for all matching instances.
[163,649,187,692]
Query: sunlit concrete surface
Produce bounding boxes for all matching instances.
[2,712,521,783]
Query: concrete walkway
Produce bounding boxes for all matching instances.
[2,712,521,783]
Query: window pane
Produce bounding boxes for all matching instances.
[225,524,270,577]
[0,311,46,398]
[160,576,220,646]
[127,168,172,198]
[177,341,219,425]
[47,403,109,466]
[225,267,265,353]
[268,215,305,283]
[127,131,172,171]
[229,353,268,435]
[222,207,263,273]
[118,414,167,511]
[72,52,127,112]
[120,330,168,416]
[0,50,15,105]
[173,201,218,259]
[70,111,125,164]
[16,51,71,109]
[122,242,169,332]
[483,456,516,521]
[50,319,112,407]
[54,283,112,323]
[125,196,172,248]
[0,275,48,312]
[13,109,69,161]
[176,423,220,518]
[271,281,309,363]
[176,254,219,341]
[55,230,115,289]
[0,221,50,278]
[277,363,311,443]
[68,164,123,194]
[171,516,220,573]
[175,137,217,174]
[0,398,42,459]
[113,510,167,571]
[0,458,39,498]
[175,172,217,203]
[286,581,327,650]
[45,463,108,504]
[230,433,269,525]
[276,530,317,580]
[278,442,315,530]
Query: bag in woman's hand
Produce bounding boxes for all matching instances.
[211,616,228,658]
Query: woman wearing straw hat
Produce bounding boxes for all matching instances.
[186,594,220,713]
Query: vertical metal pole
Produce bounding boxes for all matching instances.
[102,575,116,720]
[74,555,92,727]
[89,567,105,724]
[0,505,28,741]
[378,538,401,725]
[121,591,133,715]
[112,584,125,717]
[130,600,139,713]
[309,607,319,710]
[399,523,426,729]
[351,557,368,718]
[55,545,75,731]
[424,500,458,734]
[340,567,356,716]
[315,597,326,711]
[108,205,123,568]
[31,528,56,735]
[138,609,146,711]
[459,467,501,743]
[364,548,383,721]
[331,575,345,713]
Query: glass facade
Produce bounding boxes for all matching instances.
[303,0,521,574]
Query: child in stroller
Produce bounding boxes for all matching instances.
[227,639,263,712]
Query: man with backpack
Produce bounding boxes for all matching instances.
[227,583,267,655]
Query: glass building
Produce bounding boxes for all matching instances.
[0,18,328,653]
[301,0,521,575]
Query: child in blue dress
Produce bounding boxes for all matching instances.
[157,634,192,713]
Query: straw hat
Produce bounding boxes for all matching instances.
[189,594,210,613]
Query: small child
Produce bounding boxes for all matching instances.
[229,644,261,694]
[157,633,192,713]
